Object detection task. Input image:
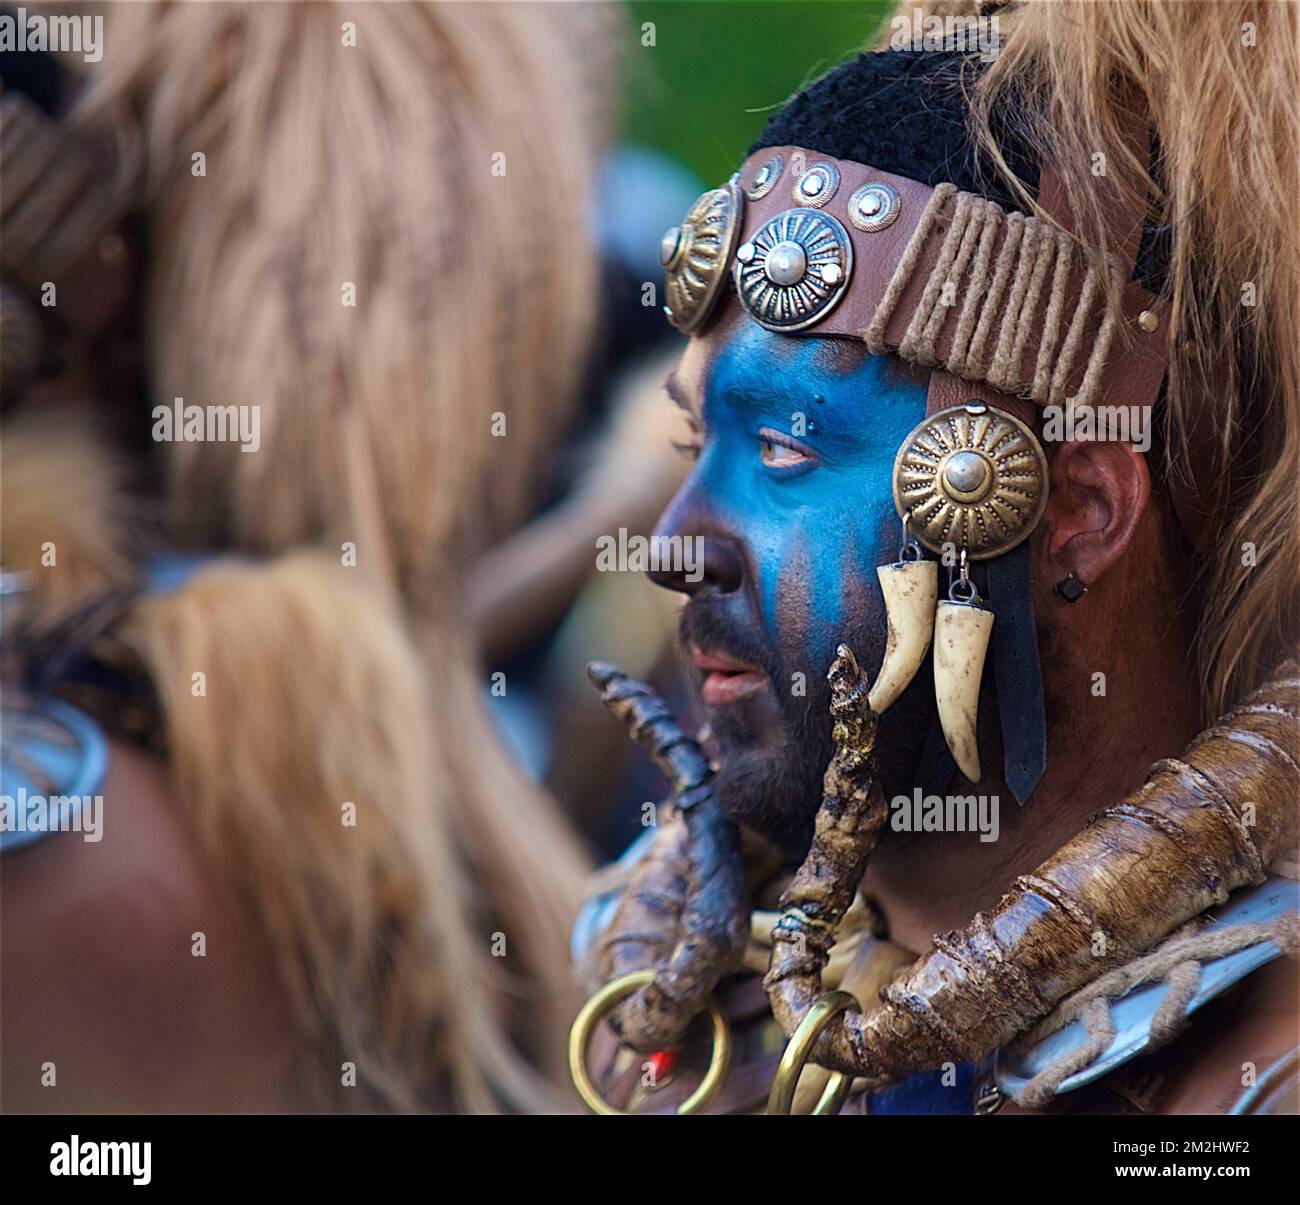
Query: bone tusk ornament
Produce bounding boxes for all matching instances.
[866,558,937,714]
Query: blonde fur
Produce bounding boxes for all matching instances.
[0,410,136,635]
[123,552,524,1113]
[11,0,619,1111]
[889,0,1299,717]
[76,0,611,582]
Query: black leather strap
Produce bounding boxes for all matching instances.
[983,544,1047,805]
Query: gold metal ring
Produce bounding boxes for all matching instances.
[568,970,732,1115]
[766,990,859,1115]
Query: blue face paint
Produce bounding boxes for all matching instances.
[689,323,929,678]
[650,319,934,846]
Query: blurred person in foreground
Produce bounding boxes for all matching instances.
[1,0,612,1113]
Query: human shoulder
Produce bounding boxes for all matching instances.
[1156,957,1299,1115]
[2,726,307,1111]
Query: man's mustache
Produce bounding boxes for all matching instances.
[677,598,784,686]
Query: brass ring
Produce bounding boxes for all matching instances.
[568,970,732,1115]
[766,990,859,1115]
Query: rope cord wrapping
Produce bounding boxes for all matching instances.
[1006,890,1300,1110]
[863,186,1126,409]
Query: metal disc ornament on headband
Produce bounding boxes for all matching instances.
[733,207,853,332]
[661,178,745,335]
[892,402,1049,560]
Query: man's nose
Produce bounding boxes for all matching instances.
[646,532,744,596]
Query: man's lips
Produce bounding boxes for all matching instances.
[690,645,769,706]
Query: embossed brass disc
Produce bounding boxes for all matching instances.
[662,179,744,335]
[892,403,1049,560]
[734,207,853,332]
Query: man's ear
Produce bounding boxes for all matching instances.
[1042,439,1150,584]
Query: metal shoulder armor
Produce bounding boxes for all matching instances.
[1,692,108,854]
[995,877,1300,1103]
[571,827,658,966]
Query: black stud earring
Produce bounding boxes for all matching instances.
[1054,573,1088,604]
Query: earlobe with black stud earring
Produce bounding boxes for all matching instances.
[1054,572,1087,604]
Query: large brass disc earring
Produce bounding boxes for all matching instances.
[892,401,1048,562]
[892,401,1048,782]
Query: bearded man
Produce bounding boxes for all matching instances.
[571,0,1298,1117]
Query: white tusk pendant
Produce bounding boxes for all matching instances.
[867,559,937,714]
[934,599,993,782]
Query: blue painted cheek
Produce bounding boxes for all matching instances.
[698,330,928,662]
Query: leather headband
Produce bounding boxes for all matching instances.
[664,139,1219,555]
[728,146,1170,421]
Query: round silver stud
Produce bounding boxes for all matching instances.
[942,450,993,502]
[746,154,783,201]
[848,181,901,232]
[734,207,853,333]
[764,240,808,287]
[791,162,839,209]
[1137,309,1159,333]
[659,225,684,268]
[736,242,756,264]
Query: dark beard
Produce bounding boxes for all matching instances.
[711,706,832,855]
[677,600,834,854]
[679,597,935,858]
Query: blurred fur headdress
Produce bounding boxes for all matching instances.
[5,0,618,1112]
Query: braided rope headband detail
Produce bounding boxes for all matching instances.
[663,147,1169,417]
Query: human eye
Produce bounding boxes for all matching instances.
[758,426,816,471]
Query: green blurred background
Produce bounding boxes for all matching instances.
[622,0,893,184]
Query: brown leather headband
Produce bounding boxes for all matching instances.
[722,146,1169,419]
[659,143,1215,549]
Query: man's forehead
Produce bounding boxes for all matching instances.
[670,311,909,412]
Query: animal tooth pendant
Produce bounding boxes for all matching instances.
[867,555,937,715]
[889,402,1050,779]
[934,551,992,781]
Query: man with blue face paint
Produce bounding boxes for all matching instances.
[570,5,1298,1119]
[652,309,935,851]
